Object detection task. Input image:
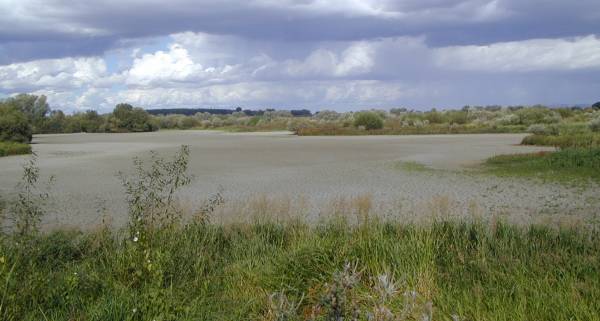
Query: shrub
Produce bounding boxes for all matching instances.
[353,112,384,130]
[589,117,600,133]
[516,107,561,125]
[526,124,559,136]
[119,145,191,241]
[6,154,53,238]
[0,105,33,143]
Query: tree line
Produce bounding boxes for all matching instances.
[0,94,157,144]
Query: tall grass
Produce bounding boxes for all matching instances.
[484,148,600,183]
[0,141,31,157]
[521,133,600,149]
[0,220,598,320]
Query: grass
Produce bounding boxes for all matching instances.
[521,133,600,149]
[483,148,600,184]
[1,219,599,321]
[0,141,31,157]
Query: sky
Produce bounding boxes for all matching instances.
[1,0,600,112]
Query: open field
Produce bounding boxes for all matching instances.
[1,131,596,230]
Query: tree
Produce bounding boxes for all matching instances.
[41,110,67,134]
[3,94,50,132]
[0,104,33,143]
[592,102,600,110]
[353,112,384,130]
[110,103,157,132]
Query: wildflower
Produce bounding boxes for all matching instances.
[133,236,138,242]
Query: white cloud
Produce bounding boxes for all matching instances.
[0,56,109,91]
[434,35,600,72]
[253,42,376,79]
[125,43,238,86]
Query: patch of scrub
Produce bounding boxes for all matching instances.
[393,160,438,173]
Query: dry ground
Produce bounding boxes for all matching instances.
[1,131,596,229]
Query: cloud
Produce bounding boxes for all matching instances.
[2,1,600,111]
[434,35,600,72]
[0,56,111,91]
[2,0,599,63]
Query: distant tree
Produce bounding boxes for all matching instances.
[41,110,67,134]
[390,108,407,116]
[0,104,33,143]
[3,94,50,132]
[353,112,384,130]
[110,103,157,132]
[592,102,600,110]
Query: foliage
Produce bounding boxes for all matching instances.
[0,104,32,143]
[5,154,54,238]
[119,145,191,241]
[109,103,158,132]
[521,133,600,149]
[0,220,598,320]
[0,142,31,157]
[589,117,600,133]
[353,112,384,130]
[526,124,559,136]
[484,148,600,183]
[0,94,49,132]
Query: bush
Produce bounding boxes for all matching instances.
[526,124,559,136]
[0,105,33,143]
[353,112,384,130]
[589,117,600,133]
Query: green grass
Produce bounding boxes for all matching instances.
[483,148,600,184]
[1,220,599,321]
[521,133,600,149]
[0,141,31,157]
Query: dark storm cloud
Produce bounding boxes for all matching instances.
[2,0,600,63]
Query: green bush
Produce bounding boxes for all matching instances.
[353,112,384,130]
[0,105,33,143]
[526,124,559,136]
[589,117,600,133]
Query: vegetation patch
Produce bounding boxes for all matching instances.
[1,220,599,321]
[394,161,435,173]
[482,149,600,184]
[0,141,31,157]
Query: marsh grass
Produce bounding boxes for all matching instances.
[0,141,31,157]
[1,219,599,320]
[521,133,600,149]
[483,149,600,184]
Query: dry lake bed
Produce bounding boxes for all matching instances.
[0,131,596,229]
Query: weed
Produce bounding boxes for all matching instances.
[7,153,54,238]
